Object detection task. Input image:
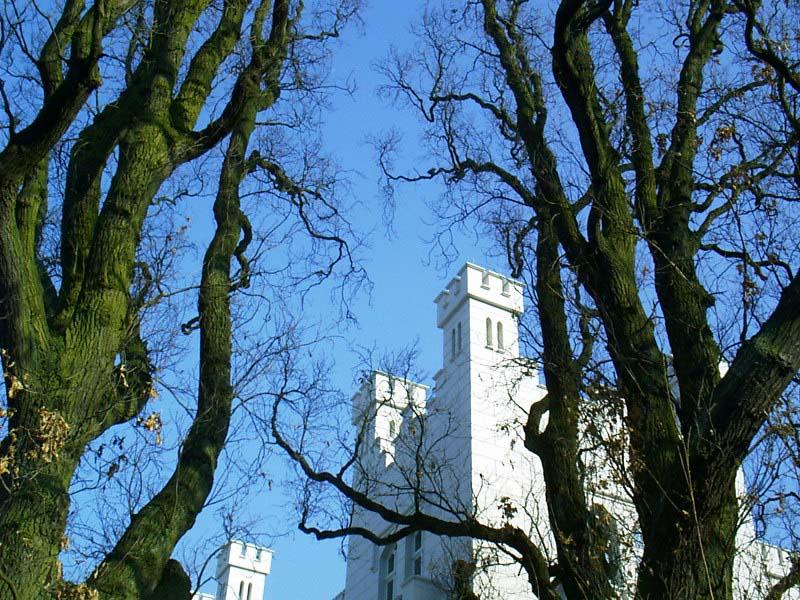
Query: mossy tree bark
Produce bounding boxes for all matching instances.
[496,1,798,597]
[304,0,799,598]
[0,0,319,597]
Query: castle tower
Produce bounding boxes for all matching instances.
[433,264,544,499]
[351,371,428,469]
[432,264,546,598]
[214,541,273,600]
[434,263,524,363]
[341,263,547,600]
[337,262,798,600]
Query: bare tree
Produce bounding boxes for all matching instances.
[275,1,800,599]
[0,1,361,598]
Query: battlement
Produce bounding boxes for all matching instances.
[351,371,427,467]
[434,263,523,329]
[215,541,272,579]
[351,371,427,427]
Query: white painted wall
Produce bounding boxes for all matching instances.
[338,263,797,600]
[213,541,272,600]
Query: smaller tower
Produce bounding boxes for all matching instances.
[215,541,273,600]
[351,370,427,467]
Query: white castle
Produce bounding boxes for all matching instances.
[193,541,272,600]
[336,263,796,599]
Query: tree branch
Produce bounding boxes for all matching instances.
[707,273,800,479]
[271,389,560,600]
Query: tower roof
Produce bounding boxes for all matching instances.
[215,540,273,578]
[433,263,524,328]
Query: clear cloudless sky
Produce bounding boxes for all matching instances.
[190,1,508,598]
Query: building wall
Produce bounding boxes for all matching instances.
[213,541,272,600]
[340,263,797,600]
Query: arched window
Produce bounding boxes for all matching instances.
[457,322,462,353]
[413,530,423,576]
[497,321,504,351]
[485,317,493,347]
[380,544,397,600]
[404,530,424,578]
[246,582,253,600]
[600,512,623,587]
[238,581,245,599]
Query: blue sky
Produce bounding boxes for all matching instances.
[10,1,795,598]
[45,0,506,594]
[192,2,506,598]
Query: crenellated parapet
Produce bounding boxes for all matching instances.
[352,371,428,467]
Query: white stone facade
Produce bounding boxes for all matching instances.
[193,540,273,600]
[337,263,797,600]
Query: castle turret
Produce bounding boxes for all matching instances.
[434,262,524,366]
[214,541,272,600]
[341,263,547,600]
[432,263,541,501]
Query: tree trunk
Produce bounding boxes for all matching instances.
[637,471,738,600]
[0,451,79,599]
[529,210,616,599]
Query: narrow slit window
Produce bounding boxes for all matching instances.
[485,317,493,347]
[380,544,396,600]
[451,328,456,358]
[457,322,462,353]
[238,581,245,599]
[413,531,423,576]
[497,322,504,350]
[389,420,396,437]
[246,582,253,600]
